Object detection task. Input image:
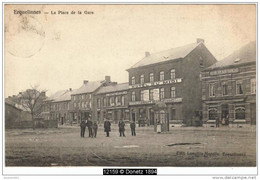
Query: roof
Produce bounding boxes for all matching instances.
[129,42,203,69]
[71,80,105,95]
[96,82,129,94]
[205,41,256,71]
[5,99,23,111]
[53,89,74,102]
[46,90,66,101]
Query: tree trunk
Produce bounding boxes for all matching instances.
[31,113,35,130]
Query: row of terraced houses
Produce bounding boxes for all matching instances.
[38,39,256,127]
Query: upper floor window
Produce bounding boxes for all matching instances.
[222,83,228,96]
[251,78,256,94]
[131,92,136,102]
[140,75,144,84]
[160,88,165,100]
[209,83,215,97]
[236,80,243,95]
[160,71,164,81]
[131,77,135,85]
[81,102,84,108]
[149,89,154,100]
[82,95,84,99]
[170,69,175,79]
[89,101,92,108]
[141,90,144,101]
[149,73,154,82]
[97,98,101,108]
[171,87,176,98]
[121,96,125,106]
[103,98,107,107]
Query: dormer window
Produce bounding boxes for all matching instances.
[160,71,164,81]
[131,77,135,85]
[170,69,175,79]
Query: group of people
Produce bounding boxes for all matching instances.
[215,115,229,128]
[80,118,136,138]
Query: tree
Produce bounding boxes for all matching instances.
[14,86,47,129]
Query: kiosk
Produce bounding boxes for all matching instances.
[153,102,169,133]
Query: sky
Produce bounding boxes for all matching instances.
[4,4,256,97]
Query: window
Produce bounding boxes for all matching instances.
[116,96,121,105]
[140,75,144,84]
[170,69,175,79]
[208,108,218,120]
[82,95,84,99]
[89,101,92,108]
[235,106,245,119]
[131,92,136,101]
[222,83,228,96]
[141,90,144,101]
[103,98,107,107]
[109,97,114,106]
[160,88,165,100]
[171,87,176,98]
[121,96,125,106]
[81,102,84,108]
[149,89,154,100]
[74,103,76,108]
[209,84,215,97]
[149,73,154,82]
[160,71,164,81]
[89,94,92,99]
[251,78,256,94]
[236,80,243,94]
[131,77,135,85]
[97,98,101,108]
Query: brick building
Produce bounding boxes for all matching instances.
[95,82,129,124]
[69,76,113,124]
[201,42,256,127]
[126,39,217,126]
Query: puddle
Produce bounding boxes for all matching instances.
[114,145,139,148]
[165,143,201,146]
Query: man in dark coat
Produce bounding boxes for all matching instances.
[216,116,220,128]
[86,118,93,138]
[80,120,86,137]
[104,119,111,137]
[118,119,126,137]
[93,122,98,138]
[130,121,136,136]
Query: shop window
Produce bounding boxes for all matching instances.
[160,88,165,100]
[171,87,176,98]
[236,80,243,94]
[131,92,136,102]
[251,78,256,94]
[170,69,175,79]
[209,83,215,97]
[131,77,135,85]
[149,89,154,100]
[160,71,164,81]
[208,108,218,120]
[140,74,144,84]
[235,106,245,120]
[150,73,154,82]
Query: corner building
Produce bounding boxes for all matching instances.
[127,39,217,125]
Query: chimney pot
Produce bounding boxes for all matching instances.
[83,80,88,84]
[197,38,205,44]
[105,76,111,83]
[69,88,72,91]
[145,51,150,57]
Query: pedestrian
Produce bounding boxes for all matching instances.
[225,115,229,126]
[93,121,98,138]
[130,121,136,136]
[80,120,86,137]
[86,118,93,138]
[118,119,126,137]
[216,116,220,128]
[104,119,111,137]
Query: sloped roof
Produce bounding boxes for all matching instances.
[96,82,129,94]
[46,90,66,101]
[53,89,74,102]
[71,80,105,95]
[206,41,256,70]
[129,42,203,69]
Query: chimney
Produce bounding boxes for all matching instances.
[83,80,88,84]
[69,88,72,91]
[19,92,22,95]
[40,92,46,97]
[105,76,111,83]
[145,51,150,57]
[197,38,205,44]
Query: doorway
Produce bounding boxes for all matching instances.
[132,112,136,123]
[149,109,154,125]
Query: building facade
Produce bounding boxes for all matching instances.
[201,42,256,127]
[127,39,217,126]
[95,82,129,124]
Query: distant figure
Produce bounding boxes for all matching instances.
[80,120,86,137]
[130,121,136,136]
[86,118,93,138]
[104,119,111,137]
[216,117,220,128]
[93,122,98,138]
[225,115,229,126]
[118,119,126,137]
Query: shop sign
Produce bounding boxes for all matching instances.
[106,91,128,96]
[129,98,182,106]
[129,78,182,89]
[210,68,239,76]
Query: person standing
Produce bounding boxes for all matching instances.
[86,118,93,138]
[93,121,98,138]
[216,116,220,128]
[104,119,111,137]
[118,119,126,137]
[130,121,136,136]
[80,120,86,138]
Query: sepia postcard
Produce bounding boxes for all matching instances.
[2,3,257,177]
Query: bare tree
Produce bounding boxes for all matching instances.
[14,85,47,129]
